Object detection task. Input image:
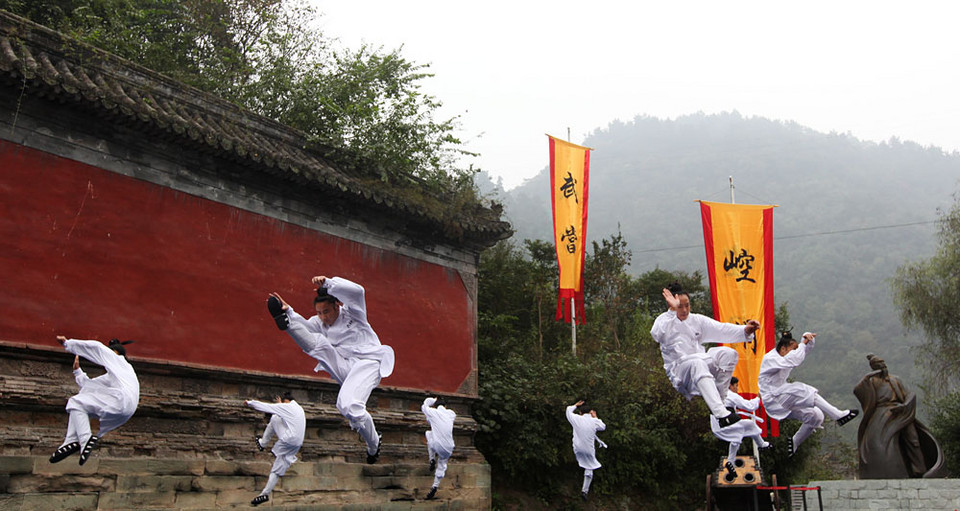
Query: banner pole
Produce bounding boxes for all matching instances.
[729,175,736,204]
[568,128,577,357]
[571,297,577,355]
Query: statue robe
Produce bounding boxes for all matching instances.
[854,370,945,479]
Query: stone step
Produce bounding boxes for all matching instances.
[0,455,490,510]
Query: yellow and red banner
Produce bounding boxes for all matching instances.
[699,200,778,435]
[549,135,591,323]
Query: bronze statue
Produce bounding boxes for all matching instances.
[853,354,945,478]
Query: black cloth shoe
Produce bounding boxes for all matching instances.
[251,494,269,506]
[725,461,737,476]
[426,486,438,500]
[787,437,796,458]
[49,442,80,463]
[255,436,265,452]
[581,491,589,501]
[366,434,382,464]
[78,435,99,466]
[267,296,288,330]
[429,458,436,472]
[717,412,741,428]
[837,409,860,426]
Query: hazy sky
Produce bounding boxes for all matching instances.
[316,1,960,190]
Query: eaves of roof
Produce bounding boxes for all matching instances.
[0,10,512,248]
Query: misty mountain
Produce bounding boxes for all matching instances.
[483,111,960,414]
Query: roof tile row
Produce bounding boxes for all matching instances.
[0,10,510,246]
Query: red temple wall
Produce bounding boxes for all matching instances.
[0,140,474,393]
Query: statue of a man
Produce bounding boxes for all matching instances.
[853,354,945,478]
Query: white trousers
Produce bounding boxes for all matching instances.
[789,395,846,449]
[261,416,299,477]
[428,443,450,487]
[674,347,739,418]
[286,321,382,454]
[60,410,92,448]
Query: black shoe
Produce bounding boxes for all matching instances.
[581,491,589,501]
[255,436,265,452]
[725,461,737,476]
[429,458,436,472]
[366,434,382,464]
[837,409,860,426]
[78,435,99,466]
[787,437,795,458]
[267,296,288,330]
[251,494,269,507]
[758,442,773,451]
[49,442,80,463]
[717,412,741,428]
[426,486,438,500]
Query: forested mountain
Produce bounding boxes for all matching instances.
[487,112,960,415]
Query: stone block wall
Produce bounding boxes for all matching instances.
[0,342,491,510]
[808,479,960,510]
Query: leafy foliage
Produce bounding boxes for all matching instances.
[930,391,960,476]
[1,0,482,198]
[892,195,960,391]
[892,194,960,475]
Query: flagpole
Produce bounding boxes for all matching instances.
[569,127,577,357]
[732,175,763,465]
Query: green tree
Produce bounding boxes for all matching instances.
[892,193,960,476]
[1,0,479,194]
[892,195,960,391]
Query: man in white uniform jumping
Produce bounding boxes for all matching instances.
[565,400,607,501]
[246,392,306,507]
[268,275,394,463]
[49,336,139,466]
[421,396,456,500]
[709,376,771,477]
[759,331,858,456]
[651,284,760,428]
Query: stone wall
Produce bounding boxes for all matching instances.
[0,342,491,510]
[807,479,960,510]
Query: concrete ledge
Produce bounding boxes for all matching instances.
[809,479,960,510]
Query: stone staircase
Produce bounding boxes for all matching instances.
[0,451,490,509]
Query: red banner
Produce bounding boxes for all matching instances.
[549,136,591,323]
[700,200,778,436]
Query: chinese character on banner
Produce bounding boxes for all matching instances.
[549,136,591,324]
[699,200,778,436]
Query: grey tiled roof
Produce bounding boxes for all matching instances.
[0,10,511,247]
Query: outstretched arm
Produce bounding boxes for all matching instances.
[59,336,117,369]
[698,316,758,345]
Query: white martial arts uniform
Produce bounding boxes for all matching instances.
[422,397,456,488]
[758,335,848,451]
[248,399,306,497]
[650,310,753,418]
[565,404,607,494]
[60,339,139,448]
[710,392,769,466]
[283,277,395,455]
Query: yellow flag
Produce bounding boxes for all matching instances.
[549,136,591,323]
[700,200,778,435]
